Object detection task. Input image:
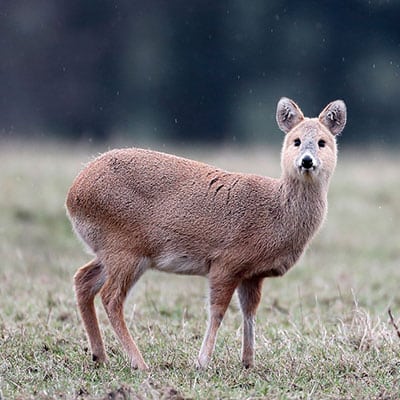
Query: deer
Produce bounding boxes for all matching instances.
[66,97,346,371]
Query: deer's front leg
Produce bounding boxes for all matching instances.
[197,272,239,369]
[237,276,264,368]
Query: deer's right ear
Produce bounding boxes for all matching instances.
[318,100,347,136]
[276,97,305,134]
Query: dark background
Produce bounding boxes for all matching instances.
[1,1,399,145]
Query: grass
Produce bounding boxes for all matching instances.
[0,141,399,399]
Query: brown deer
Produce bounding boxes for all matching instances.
[66,98,346,370]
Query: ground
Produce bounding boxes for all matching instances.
[0,141,399,399]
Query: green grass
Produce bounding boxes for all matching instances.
[1,142,400,399]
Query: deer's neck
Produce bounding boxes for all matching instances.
[278,175,328,240]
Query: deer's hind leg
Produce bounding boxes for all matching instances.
[74,258,107,363]
[100,254,150,370]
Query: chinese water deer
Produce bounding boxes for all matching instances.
[66,98,346,371]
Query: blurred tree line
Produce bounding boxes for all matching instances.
[1,0,399,145]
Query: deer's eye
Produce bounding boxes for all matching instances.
[294,138,301,147]
[318,139,326,148]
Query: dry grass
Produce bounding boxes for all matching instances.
[0,141,399,399]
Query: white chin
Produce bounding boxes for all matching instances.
[298,167,317,176]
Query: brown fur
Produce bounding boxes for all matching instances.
[66,98,346,370]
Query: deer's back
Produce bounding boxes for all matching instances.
[66,148,278,260]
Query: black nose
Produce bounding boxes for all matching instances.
[301,155,314,169]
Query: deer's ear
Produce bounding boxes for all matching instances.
[319,100,347,136]
[276,97,305,134]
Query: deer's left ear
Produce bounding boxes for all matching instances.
[276,97,305,134]
[319,100,347,136]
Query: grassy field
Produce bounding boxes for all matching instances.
[0,141,399,399]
